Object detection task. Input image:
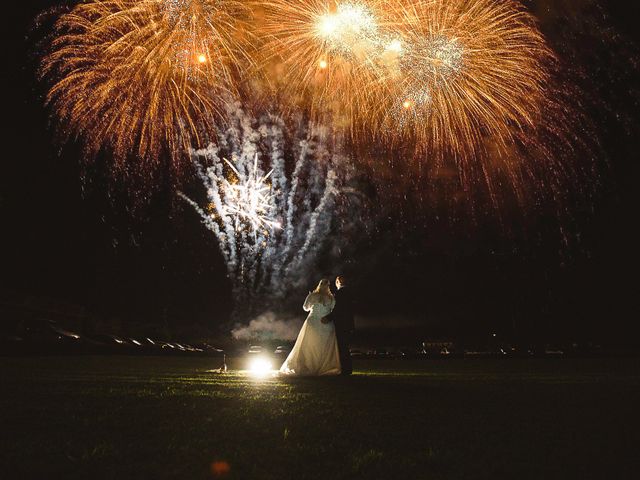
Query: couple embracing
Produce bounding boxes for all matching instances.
[280,276,355,376]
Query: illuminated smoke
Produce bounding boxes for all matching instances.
[231,311,302,341]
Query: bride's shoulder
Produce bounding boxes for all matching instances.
[304,291,320,304]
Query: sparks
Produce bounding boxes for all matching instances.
[260,0,387,121]
[221,155,281,232]
[315,1,379,56]
[386,38,403,53]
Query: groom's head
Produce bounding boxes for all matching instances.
[335,275,346,290]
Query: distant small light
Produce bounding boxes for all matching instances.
[319,59,328,69]
[402,100,412,109]
[197,54,207,64]
[211,460,231,477]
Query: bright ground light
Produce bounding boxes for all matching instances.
[248,357,274,377]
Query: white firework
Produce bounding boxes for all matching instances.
[221,155,281,232]
[179,105,361,320]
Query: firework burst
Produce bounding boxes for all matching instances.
[380,0,555,160]
[220,155,281,232]
[41,0,253,175]
[258,0,388,124]
[257,0,558,163]
[179,108,355,318]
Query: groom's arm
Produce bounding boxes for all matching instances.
[322,295,339,324]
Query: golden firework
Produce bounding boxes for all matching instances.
[379,0,555,159]
[257,0,558,165]
[258,0,389,126]
[41,0,253,174]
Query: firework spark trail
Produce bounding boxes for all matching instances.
[220,104,270,291]
[271,138,310,281]
[264,124,338,293]
[286,127,339,271]
[287,168,338,278]
[256,117,288,282]
[182,143,239,272]
[181,108,352,317]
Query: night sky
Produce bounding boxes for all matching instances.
[2,1,639,344]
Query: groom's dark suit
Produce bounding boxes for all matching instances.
[327,286,355,375]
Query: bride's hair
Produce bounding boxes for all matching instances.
[313,279,331,294]
[313,279,333,305]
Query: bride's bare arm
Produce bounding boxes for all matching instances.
[303,293,314,312]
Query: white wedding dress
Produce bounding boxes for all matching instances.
[280,292,341,376]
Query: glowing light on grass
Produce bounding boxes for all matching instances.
[248,357,274,377]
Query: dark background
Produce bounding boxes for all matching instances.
[2,1,639,345]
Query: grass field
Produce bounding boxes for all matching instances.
[2,356,639,479]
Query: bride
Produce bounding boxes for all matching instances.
[280,279,341,376]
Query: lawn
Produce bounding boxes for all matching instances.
[1,356,639,479]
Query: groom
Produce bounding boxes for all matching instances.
[324,275,355,375]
